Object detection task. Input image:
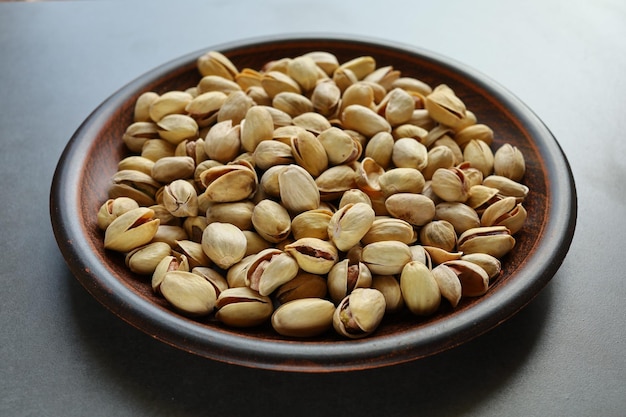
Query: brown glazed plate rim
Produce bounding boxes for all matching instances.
[49,34,577,372]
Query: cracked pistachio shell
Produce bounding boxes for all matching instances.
[365,131,394,169]
[457,226,516,259]
[385,193,435,227]
[392,123,429,142]
[245,248,299,296]
[443,260,490,297]
[160,271,217,316]
[332,66,357,92]
[463,139,494,177]
[200,161,258,203]
[291,209,333,241]
[152,254,189,294]
[97,197,140,231]
[433,135,464,165]
[157,114,198,145]
[162,179,198,218]
[118,155,155,176]
[134,91,159,122]
[333,288,386,339]
[340,82,375,113]
[108,169,160,206]
[409,244,432,269]
[197,50,239,80]
[287,55,320,92]
[123,121,160,152]
[354,157,384,197]
[290,130,329,177]
[378,167,425,198]
[240,105,277,153]
[148,91,193,122]
[310,79,341,117]
[419,220,457,252]
[203,120,242,163]
[278,164,320,214]
[251,199,291,243]
[339,189,372,209]
[423,246,463,264]
[104,207,160,252]
[371,275,404,313]
[494,144,526,181]
[194,267,237,298]
[361,241,412,275]
[341,104,392,137]
[197,75,242,95]
[392,138,428,170]
[318,127,362,166]
[151,156,195,183]
[364,65,401,91]
[272,298,335,338]
[424,84,467,128]
[243,231,273,256]
[302,51,339,76]
[327,259,372,304]
[275,272,328,304]
[461,253,502,280]
[215,287,273,327]
[481,196,527,234]
[435,202,480,235]
[226,254,256,288]
[141,138,176,162]
[327,202,376,252]
[284,237,339,275]
[252,139,294,170]
[431,167,471,203]
[400,261,441,316]
[338,56,376,80]
[125,241,172,275]
[201,222,247,269]
[259,165,285,197]
[361,217,417,245]
[153,224,188,247]
[292,111,332,134]
[466,184,500,213]
[392,76,433,96]
[431,264,462,308]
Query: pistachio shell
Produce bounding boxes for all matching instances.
[278,164,320,214]
[274,272,328,304]
[400,261,441,316]
[245,248,299,296]
[361,241,412,275]
[160,271,217,316]
[284,237,339,275]
[431,264,462,307]
[327,259,372,303]
[125,241,172,275]
[333,288,386,339]
[327,202,376,252]
[371,275,404,313]
[215,287,273,327]
[251,199,291,243]
[384,193,435,227]
[494,143,526,181]
[443,260,490,297]
[457,226,516,259]
[104,207,160,252]
[272,298,335,338]
[201,222,247,269]
[341,104,392,137]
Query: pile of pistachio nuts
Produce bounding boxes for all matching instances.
[97,50,529,339]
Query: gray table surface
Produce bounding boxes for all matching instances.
[1,0,624,416]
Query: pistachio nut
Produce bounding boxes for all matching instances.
[327,202,375,252]
[124,241,171,276]
[200,161,258,203]
[162,179,199,218]
[431,264,462,308]
[278,164,320,214]
[197,50,239,80]
[392,123,428,142]
[384,193,435,227]
[290,129,329,177]
[215,287,274,327]
[494,143,526,181]
[108,169,161,206]
[423,246,463,265]
[272,91,314,117]
[203,120,242,163]
[261,70,302,99]
[424,84,467,128]
[192,266,229,296]
[391,138,428,170]
[245,248,299,296]
[117,155,155,177]
[148,90,193,122]
[378,87,415,126]
[97,197,140,231]
[341,104,392,137]
[156,114,198,145]
[251,199,291,243]
[434,202,480,234]
[365,131,394,169]
[104,207,160,252]
[454,123,494,148]
[327,258,372,303]
[338,189,372,209]
[361,217,417,245]
[400,261,441,316]
[391,76,433,96]
[122,121,160,153]
[151,156,195,183]
[205,200,255,231]
[274,272,328,304]
[226,254,255,288]
[409,244,433,269]
[310,79,341,117]
[482,175,530,201]
[315,164,357,201]
[318,127,362,166]
[252,139,294,170]
[443,259,490,297]
[153,224,189,247]
[302,51,339,76]
[152,254,189,294]
[242,230,273,256]
[333,288,386,339]
[466,184,501,213]
[284,237,339,275]
[419,220,457,252]
[371,275,404,313]
[361,240,412,275]
[173,239,211,269]
[292,111,332,134]
[141,138,176,162]
[160,270,217,316]
[480,196,527,234]
[457,226,516,259]
[272,298,335,338]
[133,91,159,122]
[291,209,333,240]
[463,139,494,177]
[461,253,502,280]
[422,145,456,180]
[201,222,247,269]
[430,167,471,203]
[378,167,425,198]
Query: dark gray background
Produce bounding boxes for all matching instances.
[1,1,624,416]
